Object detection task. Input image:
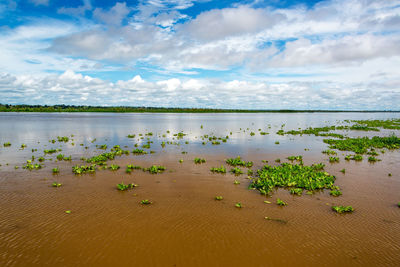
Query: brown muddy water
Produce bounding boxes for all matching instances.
[0,112,400,266]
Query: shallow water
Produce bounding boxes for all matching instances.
[0,112,400,266]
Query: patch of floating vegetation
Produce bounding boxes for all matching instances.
[290,188,302,195]
[287,155,302,162]
[324,135,400,154]
[72,165,96,174]
[97,144,107,150]
[117,182,137,191]
[3,142,11,147]
[210,165,226,173]
[22,160,42,170]
[126,164,142,173]
[322,149,337,155]
[215,196,223,200]
[52,167,60,174]
[231,167,244,175]
[56,154,71,161]
[235,202,242,208]
[345,154,363,161]
[132,149,147,155]
[351,119,400,130]
[329,157,340,163]
[194,158,206,164]
[52,182,62,187]
[330,189,342,197]
[141,199,152,205]
[143,165,166,174]
[44,148,61,154]
[86,145,130,165]
[108,164,120,171]
[278,126,345,139]
[57,136,69,142]
[276,198,287,206]
[332,205,354,213]
[264,216,288,224]
[250,162,337,195]
[226,156,253,167]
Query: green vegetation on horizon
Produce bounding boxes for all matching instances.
[0,104,398,113]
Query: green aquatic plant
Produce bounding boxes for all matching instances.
[141,199,152,205]
[132,148,147,154]
[143,165,166,174]
[323,135,400,154]
[109,164,120,171]
[20,144,27,149]
[276,198,287,206]
[210,165,226,173]
[233,180,240,185]
[57,136,69,142]
[235,202,242,208]
[250,162,336,195]
[388,173,392,176]
[329,157,340,163]
[250,132,255,136]
[65,210,71,214]
[332,205,354,213]
[117,182,137,191]
[44,149,61,154]
[3,142,11,147]
[275,141,280,144]
[126,164,142,173]
[194,158,206,164]
[179,159,183,163]
[56,154,71,161]
[351,119,400,130]
[97,144,107,150]
[368,156,380,162]
[127,134,136,138]
[22,160,42,170]
[52,167,60,174]
[330,189,342,197]
[231,167,244,175]
[340,168,346,174]
[72,165,96,174]
[215,196,223,200]
[52,182,62,187]
[247,169,253,175]
[260,132,268,135]
[289,188,302,195]
[226,156,253,167]
[322,149,337,155]
[287,155,302,161]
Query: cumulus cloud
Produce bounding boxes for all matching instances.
[93,2,131,26]
[0,71,399,110]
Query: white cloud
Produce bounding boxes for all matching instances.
[0,70,399,110]
[93,2,131,26]
[29,0,49,6]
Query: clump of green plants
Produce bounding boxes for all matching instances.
[52,182,62,187]
[287,155,302,161]
[275,141,280,144]
[117,182,137,191]
[226,156,253,167]
[109,164,120,171]
[368,156,380,162]
[57,136,69,142]
[87,147,130,165]
[44,148,61,154]
[72,165,96,174]
[179,159,183,163]
[329,157,340,163]
[20,144,27,149]
[143,165,166,174]
[340,168,346,174]
[332,205,354,213]
[3,142,11,147]
[290,188,302,195]
[322,149,337,155]
[233,180,240,185]
[235,202,242,208]
[231,167,244,175]
[210,165,226,173]
[141,199,152,205]
[330,189,342,197]
[250,162,336,195]
[126,164,142,173]
[127,134,136,138]
[260,132,268,135]
[351,119,400,130]
[22,160,42,170]
[56,154,71,161]
[132,148,147,154]
[345,154,363,161]
[194,158,206,164]
[52,167,60,174]
[97,144,107,150]
[323,135,400,154]
[215,196,223,200]
[276,198,287,206]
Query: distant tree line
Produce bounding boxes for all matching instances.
[0,104,395,113]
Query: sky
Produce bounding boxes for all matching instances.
[0,0,399,110]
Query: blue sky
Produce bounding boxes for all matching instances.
[0,0,399,109]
